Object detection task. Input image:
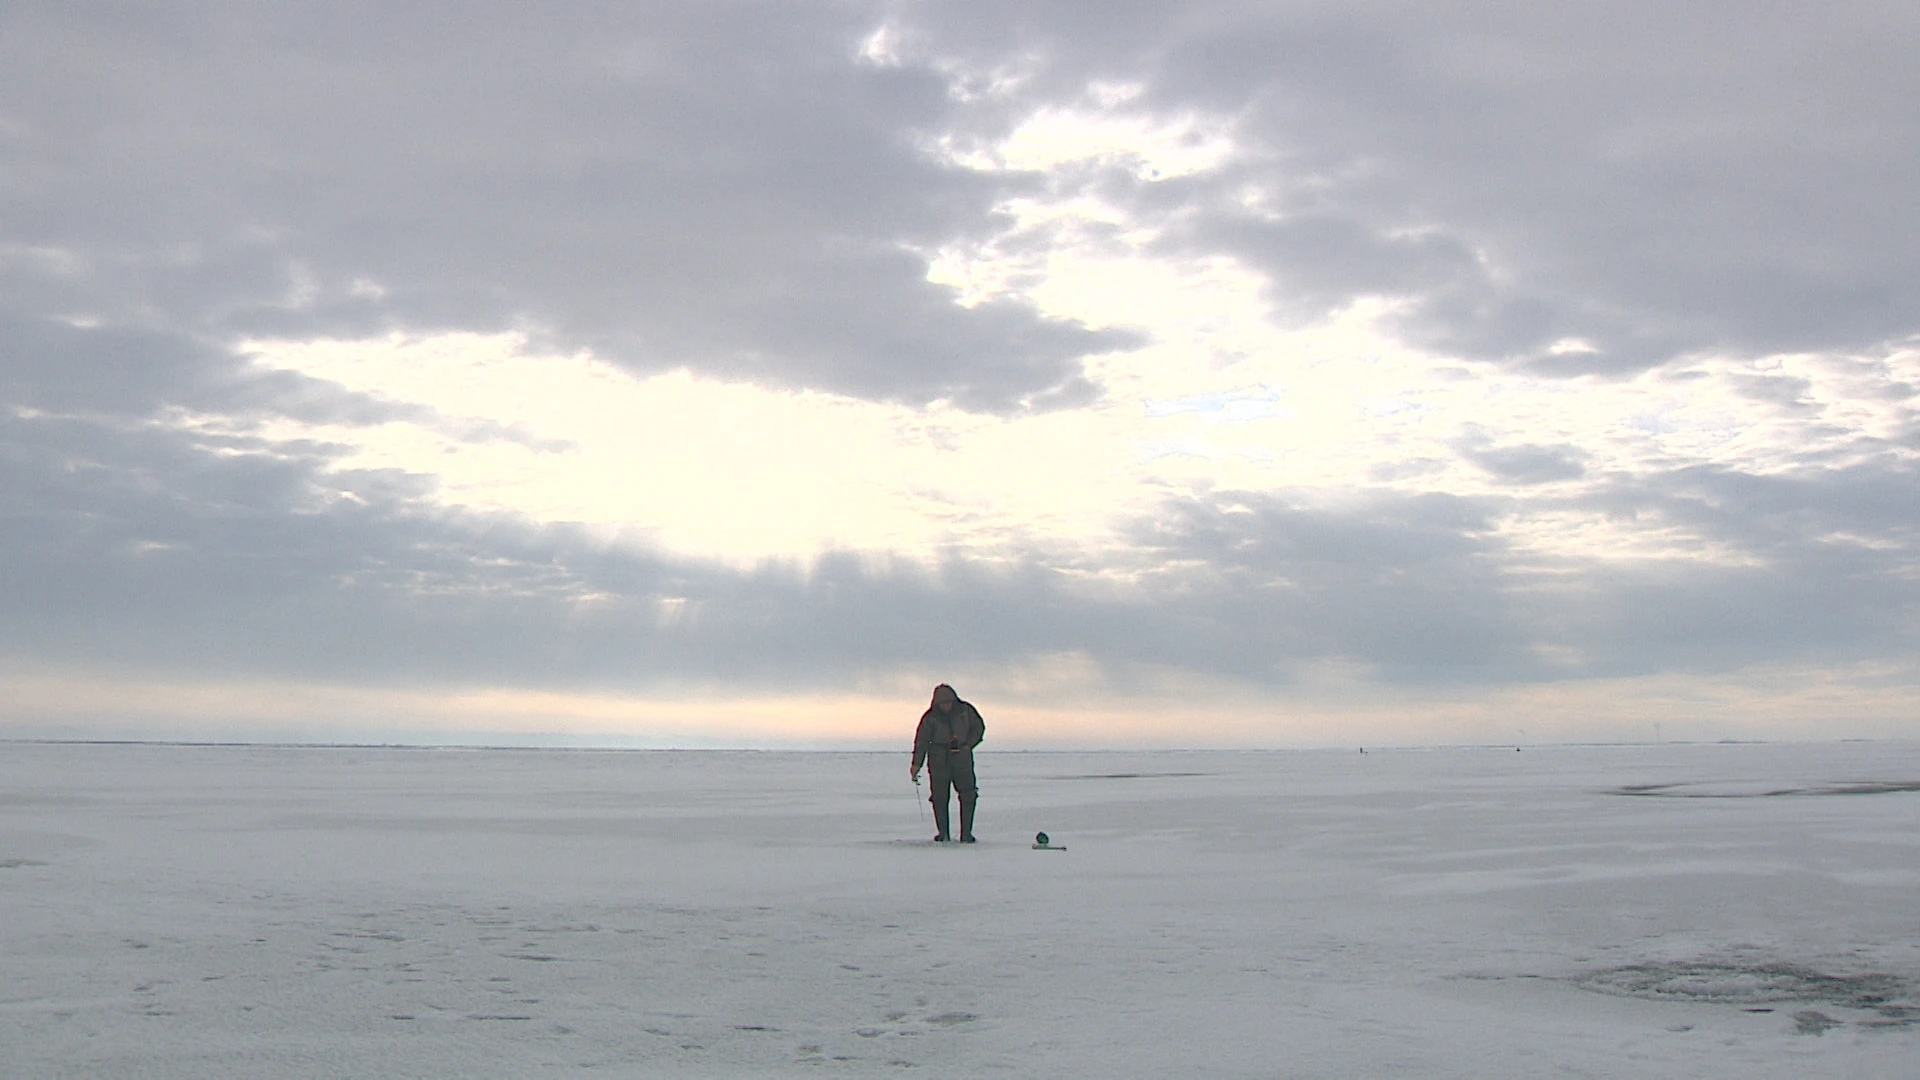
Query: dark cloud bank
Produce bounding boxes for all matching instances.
[1,1,1129,413]
[3,2,1917,714]
[906,0,1920,372]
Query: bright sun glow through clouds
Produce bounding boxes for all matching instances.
[233,319,1920,576]
[222,72,1920,579]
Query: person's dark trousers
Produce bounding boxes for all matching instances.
[929,752,978,841]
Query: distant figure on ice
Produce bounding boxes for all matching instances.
[910,684,984,843]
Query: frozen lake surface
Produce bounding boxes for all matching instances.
[4,740,1918,1077]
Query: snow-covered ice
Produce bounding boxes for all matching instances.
[3,740,1917,1077]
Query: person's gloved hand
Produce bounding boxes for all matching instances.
[910,766,920,781]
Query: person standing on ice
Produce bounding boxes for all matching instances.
[910,684,984,843]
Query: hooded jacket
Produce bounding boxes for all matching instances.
[912,699,985,775]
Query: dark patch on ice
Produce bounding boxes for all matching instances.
[1610,780,1920,798]
[466,1014,534,1021]
[925,1012,977,1026]
[1579,960,1907,1007]
[0,858,47,869]
[733,1024,780,1032]
[1575,959,1920,1031]
[1794,1010,1842,1035]
[506,953,559,962]
[1051,772,1213,780]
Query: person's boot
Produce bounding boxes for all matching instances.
[958,799,976,843]
[931,801,951,842]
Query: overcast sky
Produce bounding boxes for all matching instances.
[4,2,1916,746]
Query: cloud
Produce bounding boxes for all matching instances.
[1458,438,1587,485]
[0,1,1133,413]
[895,1,1920,370]
[1126,472,1920,685]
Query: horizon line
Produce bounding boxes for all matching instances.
[5,735,1895,754]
